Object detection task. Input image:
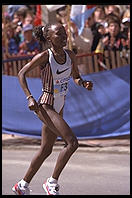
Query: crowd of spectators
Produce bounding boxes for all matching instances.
[56,5,130,54]
[2,5,130,57]
[2,5,41,57]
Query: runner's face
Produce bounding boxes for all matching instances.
[48,24,67,48]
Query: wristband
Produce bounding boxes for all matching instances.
[82,80,87,88]
[26,95,33,100]
[79,79,86,87]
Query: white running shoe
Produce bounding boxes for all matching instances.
[12,182,31,195]
[43,178,60,195]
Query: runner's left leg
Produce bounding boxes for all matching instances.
[36,104,79,181]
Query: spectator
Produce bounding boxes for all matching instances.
[98,17,124,51]
[93,6,106,25]
[122,9,130,25]
[26,5,37,16]
[73,15,94,53]
[14,22,24,44]
[91,7,107,52]
[121,8,130,37]
[120,25,130,51]
[23,10,35,26]
[91,23,106,52]
[19,24,40,55]
[2,23,6,53]
[56,6,67,24]
[126,26,130,50]
[6,24,19,55]
[104,5,121,18]
[104,13,121,34]
[3,12,11,24]
[14,7,29,25]
[7,5,27,20]
[12,12,20,26]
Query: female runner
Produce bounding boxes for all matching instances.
[12,23,93,195]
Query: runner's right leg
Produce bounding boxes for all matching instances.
[23,124,57,183]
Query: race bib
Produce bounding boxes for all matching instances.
[54,77,70,96]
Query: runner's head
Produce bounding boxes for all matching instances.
[33,23,67,48]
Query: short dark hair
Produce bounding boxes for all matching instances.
[106,13,121,27]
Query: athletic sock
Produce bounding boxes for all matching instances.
[49,176,58,184]
[18,179,29,188]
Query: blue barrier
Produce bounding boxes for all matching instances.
[2,65,130,139]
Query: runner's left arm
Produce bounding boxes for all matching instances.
[67,49,93,90]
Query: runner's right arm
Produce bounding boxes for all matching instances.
[18,51,48,111]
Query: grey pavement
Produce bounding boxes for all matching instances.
[2,148,130,195]
[2,134,130,195]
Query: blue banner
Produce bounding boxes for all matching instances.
[2,65,130,139]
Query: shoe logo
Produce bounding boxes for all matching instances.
[56,68,69,75]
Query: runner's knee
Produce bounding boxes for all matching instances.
[67,136,78,152]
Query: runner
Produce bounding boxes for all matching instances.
[12,23,93,195]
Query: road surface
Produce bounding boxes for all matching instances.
[2,148,130,195]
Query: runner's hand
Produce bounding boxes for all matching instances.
[28,97,39,111]
[83,80,93,90]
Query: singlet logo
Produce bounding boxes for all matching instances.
[56,67,69,75]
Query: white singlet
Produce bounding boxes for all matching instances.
[48,48,72,113]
